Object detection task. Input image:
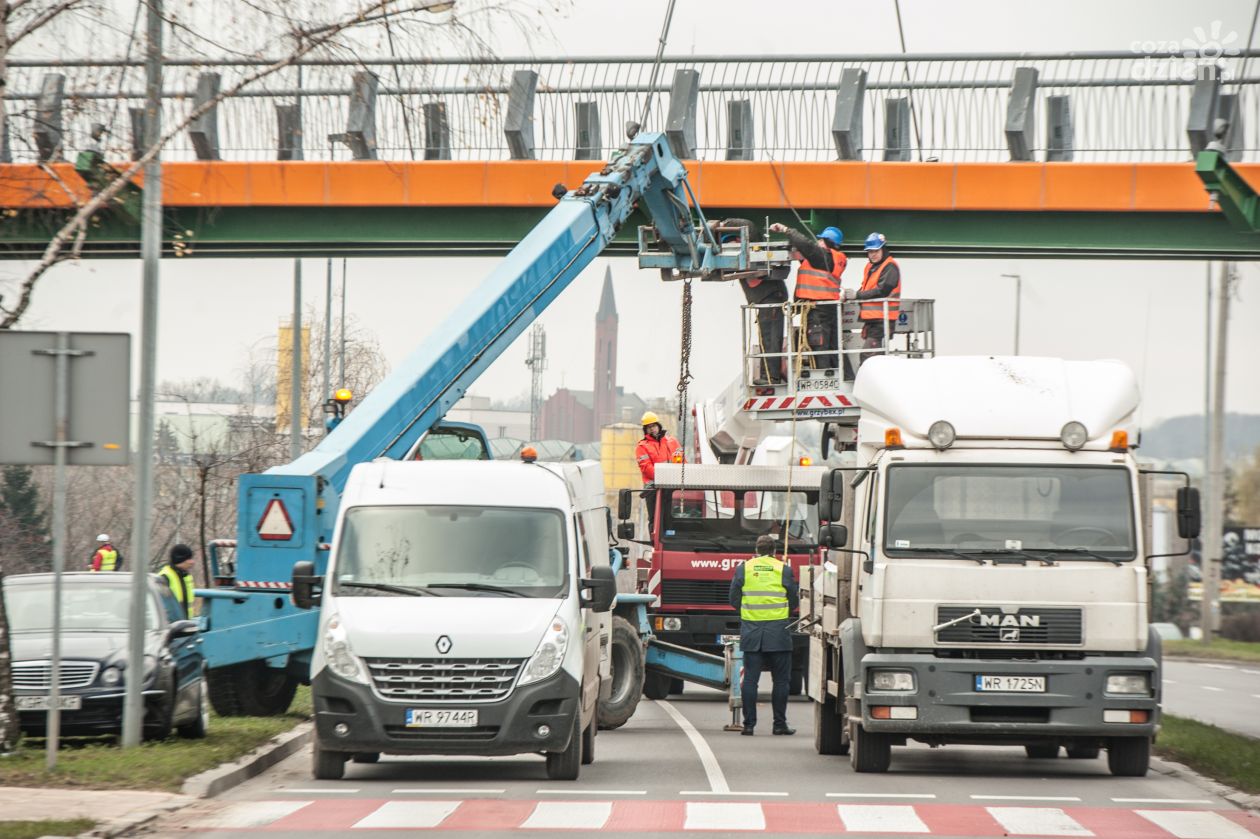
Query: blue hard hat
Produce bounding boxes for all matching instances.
[818,226,844,247]
[863,232,887,251]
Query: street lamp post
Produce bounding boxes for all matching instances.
[1001,273,1022,355]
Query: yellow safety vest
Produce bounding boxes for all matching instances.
[740,555,789,622]
[94,548,118,572]
[160,566,198,617]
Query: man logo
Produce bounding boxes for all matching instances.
[978,612,1042,628]
[1000,628,1021,642]
[435,635,453,654]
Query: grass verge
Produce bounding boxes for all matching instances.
[1164,638,1260,664]
[0,686,311,792]
[1156,714,1260,796]
[0,820,95,839]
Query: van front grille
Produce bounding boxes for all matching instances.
[364,658,522,703]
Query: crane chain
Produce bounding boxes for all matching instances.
[676,278,694,488]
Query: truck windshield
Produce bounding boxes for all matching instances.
[661,489,818,552]
[333,505,568,597]
[884,465,1136,560]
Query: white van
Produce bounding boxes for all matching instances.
[291,458,617,781]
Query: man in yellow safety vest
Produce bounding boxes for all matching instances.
[90,534,123,572]
[728,534,800,736]
[160,544,198,618]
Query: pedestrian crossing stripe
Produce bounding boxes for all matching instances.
[192,799,1260,836]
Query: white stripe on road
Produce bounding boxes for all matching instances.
[986,807,1092,836]
[1112,799,1212,804]
[521,802,611,830]
[1163,679,1178,685]
[684,802,765,831]
[1136,809,1257,839]
[352,801,461,829]
[680,790,789,796]
[281,788,360,794]
[198,801,312,829]
[827,793,937,799]
[656,699,730,793]
[1241,669,1260,676]
[537,789,647,795]
[392,788,505,794]
[1202,663,1236,671]
[1201,686,1225,692]
[837,804,929,833]
[1252,694,1260,700]
[972,795,1082,802]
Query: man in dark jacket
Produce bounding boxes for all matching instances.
[713,217,789,384]
[729,534,800,735]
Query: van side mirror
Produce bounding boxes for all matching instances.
[617,488,633,521]
[581,565,617,613]
[1177,487,1201,539]
[166,619,199,640]
[818,524,848,548]
[616,521,635,540]
[820,469,844,522]
[292,560,323,609]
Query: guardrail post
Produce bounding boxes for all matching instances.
[188,72,221,160]
[1046,94,1073,162]
[1187,75,1221,155]
[725,99,754,160]
[832,68,866,161]
[345,71,380,159]
[424,102,451,160]
[505,69,538,160]
[883,97,911,161]
[1216,93,1243,161]
[276,103,303,160]
[1005,67,1038,161]
[34,73,66,161]
[666,69,700,159]
[574,101,601,160]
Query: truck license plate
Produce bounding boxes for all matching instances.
[975,675,1045,693]
[405,708,478,728]
[16,695,82,711]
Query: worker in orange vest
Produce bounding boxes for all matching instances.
[769,223,846,372]
[856,232,902,368]
[635,411,683,531]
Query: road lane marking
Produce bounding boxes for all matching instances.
[197,801,312,829]
[1241,669,1260,676]
[684,802,764,831]
[1163,679,1178,685]
[656,699,730,793]
[972,795,1082,802]
[1112,798,1212,804]
[1202,663,1236,671]
[521,801,611,830]
[281,788,361,794]
[1201,686,1225,692]
[986,807,1092,836]
[1136,809,1257,838]
[1252,694,1260,700]
[680,791,789,796]
[352,801,461,828]
[827,793,937,799]
[392,788,506,794]
[537,789,647,795]
[837,804,929,833]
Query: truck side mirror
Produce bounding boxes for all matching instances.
[616,521,635,540]
[291,560,323,610]
[1176,487,1201,539]
[820,469,844,522]
[581,565,617,613]
[818,524,848,548]
[617,488,633,521]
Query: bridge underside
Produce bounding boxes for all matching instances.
[1,161,1257,260]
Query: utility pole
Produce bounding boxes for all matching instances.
[525,324,547,440]
[1201,261,1232,643]
[123,0,162,749]
[291,260,303,462]
[1001,273,1022,355]
[322,258,332,410]
[339,259,347,387]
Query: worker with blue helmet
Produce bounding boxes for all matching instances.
[855,232,902,369]
[767,221,848,372]
[711,217,791,384]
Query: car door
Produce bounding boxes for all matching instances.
[158,587,202,721]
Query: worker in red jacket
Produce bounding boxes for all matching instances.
[635,411,682,531]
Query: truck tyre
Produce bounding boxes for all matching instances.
[1066,745,1100,760]
[313,743,347,780]
[850,723,891,773]
[598,616,644,729]
[581,719,596,765]
[1025,744,1060,759]
[668,678,685,695]
[208,662,300,717]
[643,671,672,700]
[545,714,582,780]
[814,699,847,756]
[1107,737,1151,777]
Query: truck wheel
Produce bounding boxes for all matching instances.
[850,723,891,773]
[1025,744,1060,759]
[581,719,596,766]
[1066,745,1100,760]
[1107,737,1151,777]
[643,671,672,700]
[814,699,847,756]
[668,678,685,695]
[598,616,644,729]
[208,662,299,716]
[545,714,582,780]
[313,743,347,780]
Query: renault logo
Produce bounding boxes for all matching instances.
[435,635,452,654]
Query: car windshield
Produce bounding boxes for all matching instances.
[661,489,818,552]
[333,505,568,597]
[5,583,160,632]
[884,465,1136,560]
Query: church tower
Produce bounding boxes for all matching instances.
[592,266,618,435]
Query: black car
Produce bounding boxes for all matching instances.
[4,572,209,740]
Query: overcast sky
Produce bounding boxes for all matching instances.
[3,0,1259,430]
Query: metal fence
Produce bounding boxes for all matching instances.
[3,51,1257,163]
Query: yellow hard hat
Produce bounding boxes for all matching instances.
[641,411,660,427]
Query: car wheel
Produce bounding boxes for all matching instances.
[143,688,174,741]
[544,714,582,781]
[177,677,210,739]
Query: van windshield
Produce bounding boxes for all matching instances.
[883,465,1136,561]
[333,505,568,597]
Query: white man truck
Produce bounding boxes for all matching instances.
[804,355,1201,777]
[291,458,618,781]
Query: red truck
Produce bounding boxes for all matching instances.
[617,462,828,699]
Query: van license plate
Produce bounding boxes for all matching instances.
[405,708,478,728]
[16,695,82,711]
[975,675,1045,693]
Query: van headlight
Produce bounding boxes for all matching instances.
[517,617,569,687]
[1105,673,1149,694]
[322,614,368,684]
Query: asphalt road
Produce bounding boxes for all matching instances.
[1162,659,1260,739]
[130,682,1260,839]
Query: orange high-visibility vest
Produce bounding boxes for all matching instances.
[794,248,846,301]
[859,257,901,320]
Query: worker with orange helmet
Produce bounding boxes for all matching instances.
[635,411,683,531]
